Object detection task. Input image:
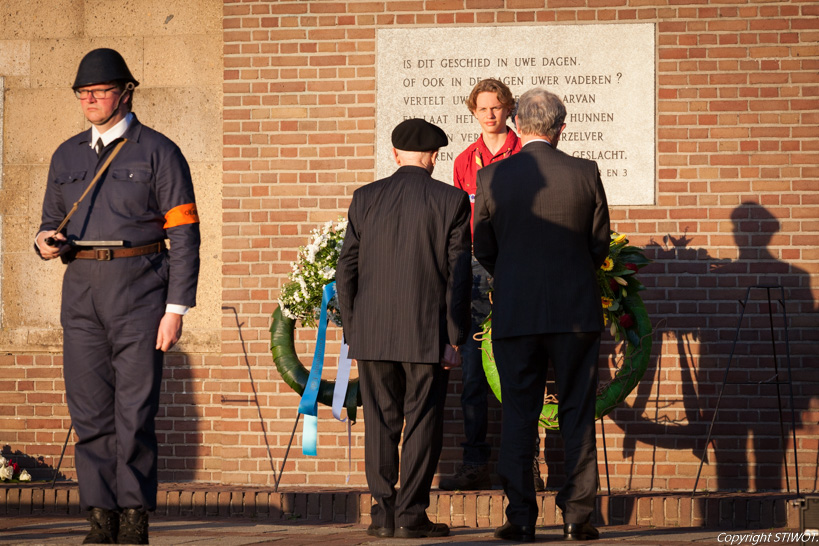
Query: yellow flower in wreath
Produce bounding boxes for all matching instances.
[601,296,614,309]
[601,257,614,271]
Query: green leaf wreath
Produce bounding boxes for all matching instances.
[270,219,360,421]
[478,231,654,430]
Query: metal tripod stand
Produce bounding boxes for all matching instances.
[692,285,799,495]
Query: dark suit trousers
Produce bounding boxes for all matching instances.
[358,360,448,529]
[61,257,166,512]
[493,332,600,526]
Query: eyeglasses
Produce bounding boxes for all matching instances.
[74,86,120,100]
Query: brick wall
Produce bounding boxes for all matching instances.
[1,0,816,495]
[220,0,818,492]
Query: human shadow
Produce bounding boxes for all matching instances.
[154,347,208,483]
[605,202,817,503]
[702,202,817,494]
[156,306,280,490]
[604,231,711,493]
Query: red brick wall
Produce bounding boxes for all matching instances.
[220,0,818,492]
[3,0,816,494]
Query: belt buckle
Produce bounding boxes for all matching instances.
[95,248,113,261]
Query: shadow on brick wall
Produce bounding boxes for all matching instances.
[439,202,817,510]
[156,307,278,482]
[602,202,817,522]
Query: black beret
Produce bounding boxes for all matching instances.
[391,118,448,151]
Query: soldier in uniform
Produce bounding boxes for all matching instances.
[35,48,200,544]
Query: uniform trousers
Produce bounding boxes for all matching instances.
[493,331,600,527]
[61,252,168,512]
[358,360,448,529]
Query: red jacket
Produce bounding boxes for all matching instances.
[453,128,521,238]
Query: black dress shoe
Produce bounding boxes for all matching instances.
[563,521,599,541]
[494,521,536,542]
[394,520,449,538]
[366,522,395,538]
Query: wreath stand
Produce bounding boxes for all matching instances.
[273,411,354,492]
[50,401,323,493]
[692,285,799,495]
[51,423,73,487]
[600,416,612,495]
[274,413,301,492]
[270,302,359,492]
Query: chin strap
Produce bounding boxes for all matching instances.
[96,81,135,127]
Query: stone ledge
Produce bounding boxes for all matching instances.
[0,483,802,530]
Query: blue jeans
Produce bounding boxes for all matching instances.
[459,258,492,465]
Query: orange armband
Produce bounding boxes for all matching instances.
[164,203,199,229]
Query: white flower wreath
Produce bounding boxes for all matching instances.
[278,219,347,328]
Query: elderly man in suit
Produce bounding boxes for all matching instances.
[473,88,610,542]
[336,118,472,540]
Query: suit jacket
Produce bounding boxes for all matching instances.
[473,141,610,339]
[336,165,472,363]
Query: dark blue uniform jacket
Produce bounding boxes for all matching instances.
[37,115,200,307]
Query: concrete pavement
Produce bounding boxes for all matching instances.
[1,516,808,545]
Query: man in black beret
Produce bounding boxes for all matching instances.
[336,119,472,539]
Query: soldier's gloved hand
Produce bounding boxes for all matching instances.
[36,231,71,260]
[156,312,183,352]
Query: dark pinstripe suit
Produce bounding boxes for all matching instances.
[336,165,472,529]
[473,141,610,527]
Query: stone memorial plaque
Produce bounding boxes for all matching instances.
[376,24,656,205]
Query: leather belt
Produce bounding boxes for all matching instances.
[74,241,166,261]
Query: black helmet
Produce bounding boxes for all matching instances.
[72,48,139,89]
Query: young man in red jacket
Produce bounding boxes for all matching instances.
[441,79,544,492]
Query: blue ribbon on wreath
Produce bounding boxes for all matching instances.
[298,280,357,459]
[297,282,336,456]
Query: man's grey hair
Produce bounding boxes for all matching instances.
[515,88,566,141]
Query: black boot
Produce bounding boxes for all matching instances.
[83,507,119,544]
[118,508,149,545]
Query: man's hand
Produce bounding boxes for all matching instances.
[156,312,183,352]
[36,231,71,260]
[441,344,461,370]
